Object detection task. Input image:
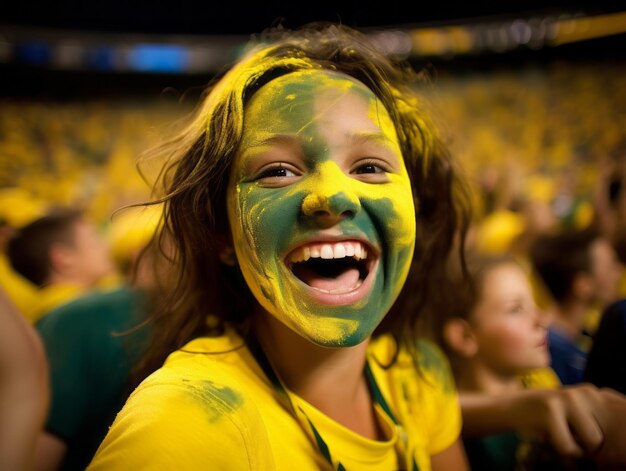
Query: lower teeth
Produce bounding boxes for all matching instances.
[312,280,363,294]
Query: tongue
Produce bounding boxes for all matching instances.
[298,266,361,291]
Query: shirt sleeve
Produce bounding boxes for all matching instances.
[88,378,271,470]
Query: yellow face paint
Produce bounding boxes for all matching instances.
[227,70,416,347]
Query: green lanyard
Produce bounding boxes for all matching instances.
[244,334,419,471]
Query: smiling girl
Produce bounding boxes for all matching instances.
[89,24,472,470]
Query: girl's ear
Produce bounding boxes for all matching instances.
[572,272,593,301]
[443,318,478,359]
[216,234,237,267]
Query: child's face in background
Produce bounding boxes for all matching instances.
[68,218,114,286]
[470,263,549,376]
[227,70,416,347]
[588,237,623,307]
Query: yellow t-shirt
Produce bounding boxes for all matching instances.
[521,367,561,389]
[89,330,461,470]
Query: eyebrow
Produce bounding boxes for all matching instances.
[247,131,396,149]
[239,135,302,166]
[238,135,303,175]
[246,134,301,149]
[348,131,397,147]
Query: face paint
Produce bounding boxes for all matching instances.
[227,70,416,347]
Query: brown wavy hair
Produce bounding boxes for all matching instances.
[134,23,472,380]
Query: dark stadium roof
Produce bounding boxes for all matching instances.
[4,1,625,35]
[2,1,625,99]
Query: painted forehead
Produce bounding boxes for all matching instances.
[243,69,396,136]
[250,69,374,101]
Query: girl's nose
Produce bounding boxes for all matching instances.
[301,163,361,228]
[535,305,552,328]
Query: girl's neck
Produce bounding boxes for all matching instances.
[252,310,383,439]
[457,360,522,395]
[253,310,369,401]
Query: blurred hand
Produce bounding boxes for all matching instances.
[509,384,604,457]
[590,388,626,468]
[461,383,626,465]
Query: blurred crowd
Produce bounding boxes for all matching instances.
[0,99,190,223]
[2,63,625,231]
[432,63,626,211]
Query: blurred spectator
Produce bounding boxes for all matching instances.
[584,299,626,395]
[531,228,623,385]
[32,205,162,471]
[432,253,626,469]
[0,188,46,316]
[587,152,626,346]
[593,139,626,258]
[0,220,38,316]
[507,174,560,258]
[438,255,566,470]
[7,209,115,323]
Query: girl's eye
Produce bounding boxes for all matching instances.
[351,159,391,183]
[352,158,391,177]
[256,165,298,180]
[510,304,525,314]
[355,164,384,174]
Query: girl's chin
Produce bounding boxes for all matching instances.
[301,326,372,348]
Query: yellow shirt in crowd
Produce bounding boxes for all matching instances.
[89,329,461,470]
[26,283,84,324]
[521,367,561,389]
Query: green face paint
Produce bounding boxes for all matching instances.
[227,70,416,347]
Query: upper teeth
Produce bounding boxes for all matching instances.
[289,241,368,263]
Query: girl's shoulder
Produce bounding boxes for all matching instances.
[89,329,276,469]
[168,327,246,359]
[139,327,251,388]
[368,335,456,392]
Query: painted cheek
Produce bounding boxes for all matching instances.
[229,182,301,306]
[383,172,416,250]
[362,170,416,296]
[362,196,414,297]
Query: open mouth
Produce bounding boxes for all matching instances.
[286,241,374,294]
